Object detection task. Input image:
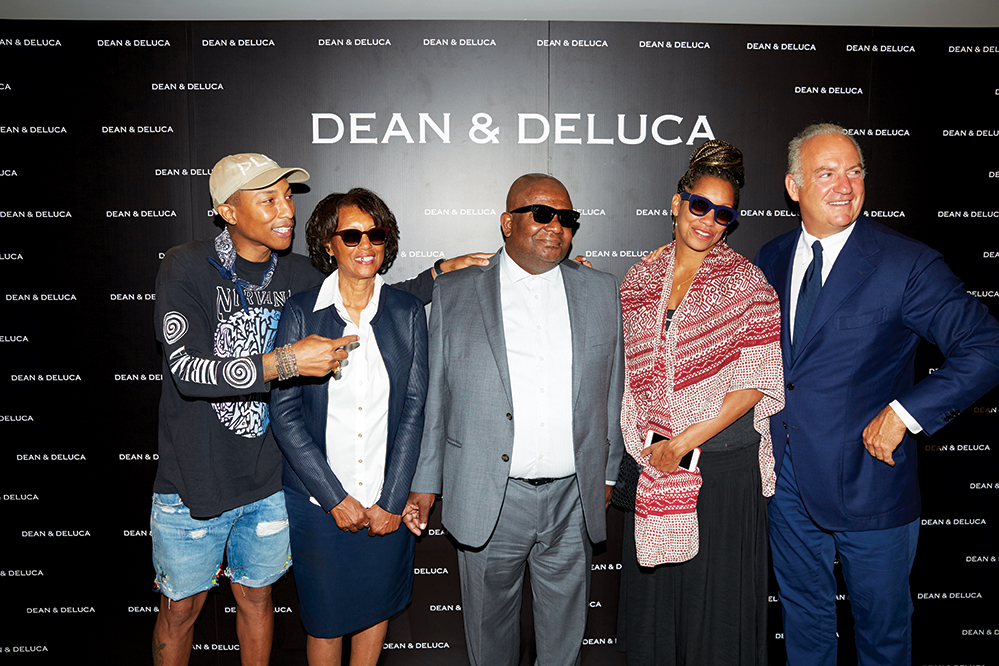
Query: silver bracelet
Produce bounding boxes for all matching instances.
[275,344,299,381]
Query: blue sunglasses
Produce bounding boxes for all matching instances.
[680,191,739,226]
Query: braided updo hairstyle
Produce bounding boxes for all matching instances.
[673,138,745,216]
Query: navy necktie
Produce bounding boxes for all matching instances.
[792,240,823,359]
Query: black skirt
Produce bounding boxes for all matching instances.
[617,443,769,666]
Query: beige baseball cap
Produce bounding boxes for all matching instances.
[209,153,310,208]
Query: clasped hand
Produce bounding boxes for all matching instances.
[330,496,401,536]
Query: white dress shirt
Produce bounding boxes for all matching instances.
[790,222,921,433]
[500,251,576,479]
[312,270,391,508]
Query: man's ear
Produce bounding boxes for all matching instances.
[500,212,513,238]
[785,174,800,202]
[217,203,237,226]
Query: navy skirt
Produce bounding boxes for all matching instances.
[285,487,415,638]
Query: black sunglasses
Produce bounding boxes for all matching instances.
[508,204,581,232]
[331,227,390,247]
[680,192,739,226]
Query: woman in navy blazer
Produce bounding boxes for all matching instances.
[270,188,428,666]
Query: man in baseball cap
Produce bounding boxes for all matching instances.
[150,153,357,666]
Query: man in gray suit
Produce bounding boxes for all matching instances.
[404,173,625,666]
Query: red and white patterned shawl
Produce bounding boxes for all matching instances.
[620,241,784,497]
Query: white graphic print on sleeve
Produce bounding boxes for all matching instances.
[163,311,189,345]
[169,346,219,384]
[222,358,257,389]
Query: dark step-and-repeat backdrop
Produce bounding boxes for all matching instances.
[1,18,996,665]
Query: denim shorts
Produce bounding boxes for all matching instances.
[151,491,291,600]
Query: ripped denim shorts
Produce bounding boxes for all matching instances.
[150,491,291,600]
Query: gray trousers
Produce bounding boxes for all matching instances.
[456,476,592,666]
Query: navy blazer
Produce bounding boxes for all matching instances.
[270,283,429,516]
[755,216,999,531]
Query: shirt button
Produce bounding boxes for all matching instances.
[506,413,513,420]
[501,454,510,462]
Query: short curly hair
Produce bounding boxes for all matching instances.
[305,188,400,275]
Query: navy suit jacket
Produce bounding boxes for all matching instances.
[755,216,999,531]
[270,284,429,516]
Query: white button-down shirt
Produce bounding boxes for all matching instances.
[500,251,575,479]
[313,271,390,508]
[790,222,920,432]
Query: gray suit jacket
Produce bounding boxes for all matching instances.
[411,250,625,548]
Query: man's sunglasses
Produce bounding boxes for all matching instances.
[331,227,390,246]
[680,192,739,226]
[508,204,581,232]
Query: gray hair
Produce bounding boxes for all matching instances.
[787,123,866,188]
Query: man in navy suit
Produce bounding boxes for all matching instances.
[755,123,999,665]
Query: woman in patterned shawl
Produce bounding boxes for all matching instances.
[615,140,784,665]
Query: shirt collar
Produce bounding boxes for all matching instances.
[798,218,857,258]
[314,270,385,319]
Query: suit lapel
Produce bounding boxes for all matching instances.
[475,256,514,408]
[560,261,586,407]
[765,230,798,371]
[796,218,880,359]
